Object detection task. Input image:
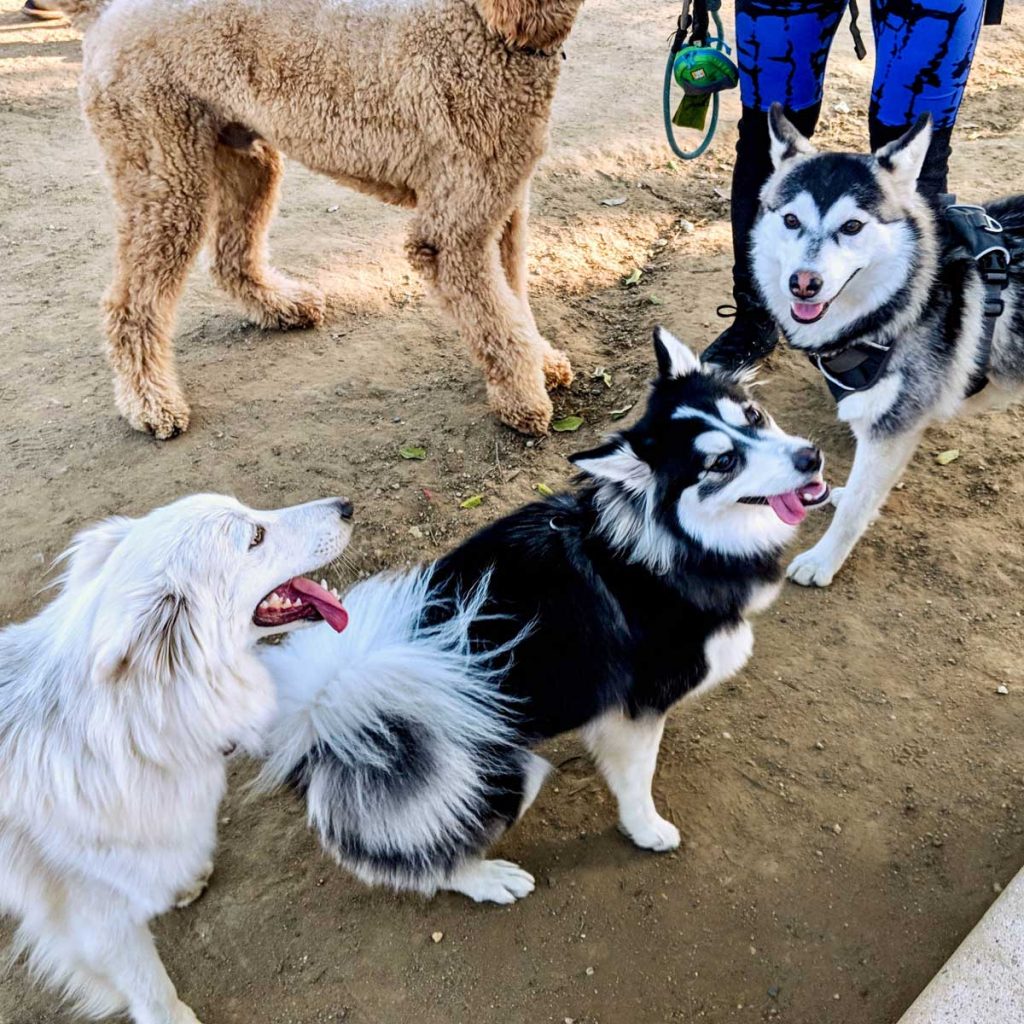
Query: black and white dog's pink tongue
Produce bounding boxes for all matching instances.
[767,491,808,526]
[792,301,824,321]
[291,577,349,633]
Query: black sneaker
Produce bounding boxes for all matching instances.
[701,296,779,372]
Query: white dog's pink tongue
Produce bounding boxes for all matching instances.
[291,577,348,633]
[768,491,808,526]
[792,301,823,321]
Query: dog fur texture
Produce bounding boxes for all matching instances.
[751,105,1024,587]
[58,0,582,439]
[257,329,829,904]
[0,494,351,1024]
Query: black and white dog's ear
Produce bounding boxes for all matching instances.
[570,441,651,487]
[875,113,931,191]
[653,325,701,379]
[768,102,816,170]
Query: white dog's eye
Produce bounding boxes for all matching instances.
[250,525,265,549]
[840,219,864,236]
[783,213,800,230]
[708,451,737,473]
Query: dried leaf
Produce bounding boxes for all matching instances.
[535,483,554,497]
[399,446,426,460]
[590,367,613,388]
[935,449,960,465]
[648,295,664,306]
[459,494,484,509]
[552,415,584,432]
[610,403,634,420]
[600,196,627,207]
[622,268,643,287]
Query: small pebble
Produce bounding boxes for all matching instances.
[997,685,1009,695]
[431,931,444,944]
[832,823,842,835]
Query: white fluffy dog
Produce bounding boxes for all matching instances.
[0,493,353,1024]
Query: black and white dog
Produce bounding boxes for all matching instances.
[258,329,828,903]
[753,104,1024,587]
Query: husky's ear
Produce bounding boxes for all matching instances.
[875,114,932,191]
[768,103,816,169]
[94,591,201,684]
[570,440,652,488]
[653,326,701,379]
[57,516,135,592]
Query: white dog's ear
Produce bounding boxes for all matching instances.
[768,102,816,169]
[570,441,651,489]
[875,114,932,191]
[94,591,200,683]
[652,326,701,379]
[57,516,134,592]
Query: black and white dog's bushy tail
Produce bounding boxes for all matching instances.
[256,570,541,894]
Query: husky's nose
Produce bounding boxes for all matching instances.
[793,446,822,473]
[789,271,823,298]
[334,499,354,521]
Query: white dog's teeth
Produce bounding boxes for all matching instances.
[258,600,270,610]
[268,594,283,609]
[293,597,303,605]
[320,578,328,589]
[281,598,293,609]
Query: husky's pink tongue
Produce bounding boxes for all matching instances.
[767,491,808,526]
[291,577,349,633]
[792,301,825,321]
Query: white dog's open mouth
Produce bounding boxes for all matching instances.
[790,300,830,324]
[253,577,348,633]
[739,480,830,525]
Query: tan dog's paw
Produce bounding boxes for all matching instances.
[250,280,326,330]
[488,378,553,437]
[117,381,191,440]
[174,862,213,909]
[541,347,574,390]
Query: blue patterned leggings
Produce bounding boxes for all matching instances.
[735,0,984,127]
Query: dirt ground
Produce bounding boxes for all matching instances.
[2,2,1023,1022]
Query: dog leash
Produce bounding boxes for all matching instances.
[810,202,1012,402]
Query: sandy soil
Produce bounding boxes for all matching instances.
[2,2,1023,1022]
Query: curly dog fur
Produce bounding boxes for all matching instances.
[60,0,582,438]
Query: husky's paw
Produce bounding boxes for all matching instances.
[786,545,841,588]
[829,487,845,508]
[620,813,681,852]
[445,858,536,905]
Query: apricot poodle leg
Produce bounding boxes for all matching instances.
[409,222,551,436]
[499,195,572,391]
[210,139,325,330]
[103,146,212,439]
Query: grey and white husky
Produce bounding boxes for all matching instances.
[751,104,1024,587]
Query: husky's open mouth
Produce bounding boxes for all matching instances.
[739,480,830,526]
[791,300,830,324]
[253,577,348,633]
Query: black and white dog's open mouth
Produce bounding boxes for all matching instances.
[739,480,830,525]
[791,300,831,324]
[253,577,348,632]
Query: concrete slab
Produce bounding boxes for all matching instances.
[897,867,1024,1024]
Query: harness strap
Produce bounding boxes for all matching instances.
[847,0,868,61]
[811,341,894,401]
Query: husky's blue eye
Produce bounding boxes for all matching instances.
[840,219,864,236]
[710,451,737,473]
[783,213,800,230]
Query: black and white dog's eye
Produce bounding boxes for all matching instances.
[783,213,800,230]
[250,525,265,549]
[710,451,737,473]
[840,219,864,236]
[744,405,765,427]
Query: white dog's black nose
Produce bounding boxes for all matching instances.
[789,271,823,298]
[793,446,822,473]
[335,499,354,520]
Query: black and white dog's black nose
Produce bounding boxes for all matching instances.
[789,271,823,298]
[793,446,822,473]
[335,499,355,521]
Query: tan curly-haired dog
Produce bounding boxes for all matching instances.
[58,0,583,439]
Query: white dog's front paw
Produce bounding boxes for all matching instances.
[829,486,845,508]
[620,813,680,852]
[446,858,536,904]
[787,545,841,588]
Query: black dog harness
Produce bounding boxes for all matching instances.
[811,202,1011,402]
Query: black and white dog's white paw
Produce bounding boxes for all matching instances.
[445,858,536,904]
[620,813,681,852]
[786,543,842,587]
